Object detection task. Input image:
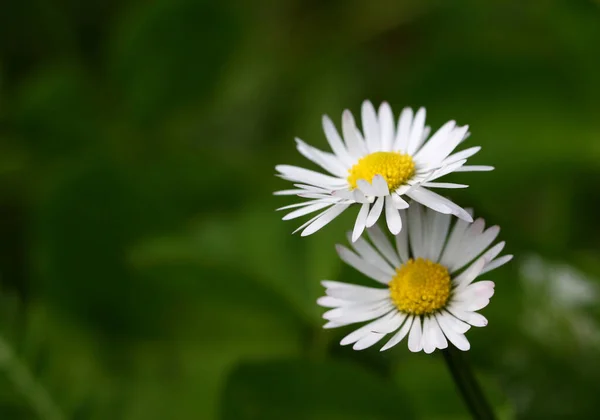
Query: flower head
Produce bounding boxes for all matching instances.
[275,101,492,241]
[318,204,512,353]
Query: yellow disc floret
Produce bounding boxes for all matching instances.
[347,151,415,192]
[389,258,451,315]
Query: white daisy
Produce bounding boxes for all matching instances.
[275,100,493,241]
[317,204,512,353]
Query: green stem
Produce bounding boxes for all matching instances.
[442,346,496,420]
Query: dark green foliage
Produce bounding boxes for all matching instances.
[0,0,600,419]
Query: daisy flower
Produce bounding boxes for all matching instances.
[275,100,492,241]
[318,204,512,353]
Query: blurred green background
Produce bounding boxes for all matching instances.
[1,0,600,418]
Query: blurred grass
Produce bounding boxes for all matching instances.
[1,0,600,418]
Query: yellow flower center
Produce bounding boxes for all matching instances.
[389,258,451,315]
[347,151,415,192]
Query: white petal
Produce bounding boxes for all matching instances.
[381,315,413,351]
[331,189,359,203]
[408,187,472,222]
[323,299,390,320]
[430,316,448,349]
[366,224,401,268]
[414,120,457,164]
[319,296,390,312]
[480,255,513,275]
[340,311,398,346]
[425,124,469,168]
[444,218,485,269]
[406,187,453,215]
[325,294,391,315]
[292,182,338,192]
[276,164,346,188]
[335,245,392,284]
[317,296,350,308]
[426,159,468,181]
[366,196,385,227]
[464,312,488,327]
[372,312,407,333]
[421,126,431,142]
[461,312,488,328]
[323,281,389,301]
[407,203,425,257]
[354,128,366,148]
[420,207,436,259]
[274,189,310,196]
[439,310,471,334]
[293,207,332,234]
[349,233,395,275]
[436,315,470,351]
[408,172,431,184]
[322,115,354,166]
[439,214,474,266]
[422,182,468,189]
[277,200,326,211]
[408,316,423,352]
[452,282,495,312]
[426,210,451,262]
[354,332,386,350]
[340,312,394,345]
[361,100,381,153]
[393,107,413,152]
[413,121,462,166]
[385,196,403,235]
[282,201,332,220]
[351,189,370,204]
[442,146,481,166]
[357,179,379,197]
[295,138,348,177]
[466,298,490,312]
[454,165,494,172]
[454,280,495,301]
[395,184,413,195]
[447,304,488,327]
[378,102,395,151]
[328,189,353,200]
[480,242,505,264]
[371,175,390,196]
[391,193,410,209]
[407,107,427,155]
[322,280,376,289]
[453,257,486,291]
[329,303,394,324]
[275,182,331,195]
[352,203,370,242]
[452,225,500,272]
[342,110,367,158]
[300,204,350,236]
[422,317,436,354]
[394,210,409,262]
[297,192,342,201]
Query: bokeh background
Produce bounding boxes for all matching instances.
[1,0,600,418]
